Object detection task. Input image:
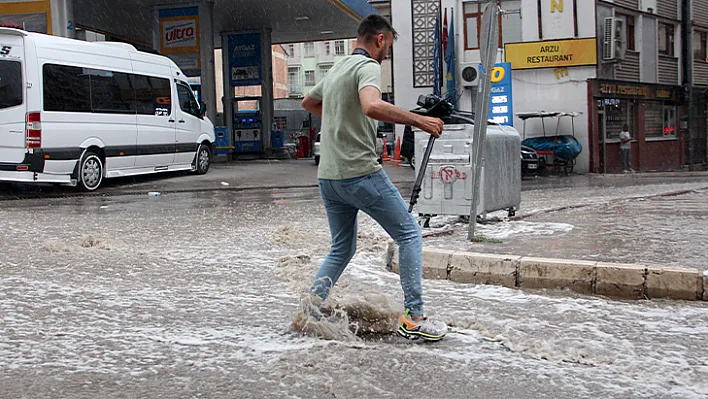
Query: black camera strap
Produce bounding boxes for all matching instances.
[352,48,373,59]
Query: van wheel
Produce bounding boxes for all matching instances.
[78,151,103,192]
[195,144,211,175]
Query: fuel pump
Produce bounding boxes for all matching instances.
[232,96,262,155]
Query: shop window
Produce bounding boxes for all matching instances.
[658,23,675,57]
[603,98,634,140]
[694,30,707,62]
[663,106,676,137]
[644,101,664,138]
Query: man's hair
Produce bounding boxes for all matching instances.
[357,14,398,43]
[623,124,630,130]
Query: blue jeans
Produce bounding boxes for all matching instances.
[311,169,424,317]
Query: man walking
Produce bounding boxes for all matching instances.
[619,124,633,173]
[301,15,448,341]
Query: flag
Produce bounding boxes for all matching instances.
[445,9,456,105]
[442,9,449,56]
[432,13,441,96]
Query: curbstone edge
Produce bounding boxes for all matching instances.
[449,252,520,288]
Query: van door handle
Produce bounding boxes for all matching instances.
[178,120,186,123]
[169,119,175,123]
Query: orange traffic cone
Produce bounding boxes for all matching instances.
[382,137,390,162]
[393,136,402,163]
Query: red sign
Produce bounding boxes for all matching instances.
[438,166,468,184]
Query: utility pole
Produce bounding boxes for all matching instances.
[468,2,500,241]
[682,0,695,170]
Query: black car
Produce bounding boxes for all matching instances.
[521,145,540,177]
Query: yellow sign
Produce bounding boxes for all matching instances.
[505,38,597,70]
[0,0,52,34]
[551,0,563,12]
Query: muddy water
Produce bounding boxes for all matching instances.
[425,184,708,270]
[0,190,707,398]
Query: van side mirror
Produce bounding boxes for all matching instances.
[200,102,207,118]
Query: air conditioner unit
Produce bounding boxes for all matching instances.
[639,0,656,13]
[603,17,627,61]
[459,62,480,88]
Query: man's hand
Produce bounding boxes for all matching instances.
[415,115,444,138]
[359,86,444,137]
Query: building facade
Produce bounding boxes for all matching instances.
[391,0,708,173]
[286,0,394,101]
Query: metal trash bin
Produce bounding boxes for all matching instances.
[414,123,521,218]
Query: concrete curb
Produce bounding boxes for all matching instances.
[588,171,708,178]
[386,244,707,301]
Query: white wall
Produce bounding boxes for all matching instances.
[512,67,594,173]
[391,0,433,140]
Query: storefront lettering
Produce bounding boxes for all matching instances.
[656,89,671,99]
[527,54,573,64]
[506,38,596,70]
[600,84,649,97]
[551,0,564,13]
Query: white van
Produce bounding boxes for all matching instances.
[0,28,215,191]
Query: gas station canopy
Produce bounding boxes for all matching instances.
[73,0,378,47]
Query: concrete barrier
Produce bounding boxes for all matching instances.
[386,243,707,301]
[645,267,703,301]
[518,257,596,295]
[422,248,455,280]
[595,263,646,299]
[449,252,520,288]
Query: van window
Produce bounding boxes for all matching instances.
[131,75,172,116]
[88,69,135,113]
[177,82,201,118]
[43,64,92,112]
[0,59,22,109]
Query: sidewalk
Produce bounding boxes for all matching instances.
[414,181,708,301]
[99,158,418,194]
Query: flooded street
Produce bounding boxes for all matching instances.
[1,183,707,398]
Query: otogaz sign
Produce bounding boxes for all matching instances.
[486,62,513,126]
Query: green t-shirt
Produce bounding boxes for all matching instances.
[309,55,382,180]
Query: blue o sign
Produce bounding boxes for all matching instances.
[486,62,513,126]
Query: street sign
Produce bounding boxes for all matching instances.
[488,62,513,126]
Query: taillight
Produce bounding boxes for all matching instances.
[26,112,42,148]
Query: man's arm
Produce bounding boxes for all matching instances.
[301,94,323,116]
[359,86,442,137]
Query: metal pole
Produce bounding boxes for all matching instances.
[682,0,694,170]
[468,3,500,241]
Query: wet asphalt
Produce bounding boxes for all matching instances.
[1,165,707,398]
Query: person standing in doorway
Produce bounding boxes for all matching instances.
[619,124,633,173]
[300,15,448,341]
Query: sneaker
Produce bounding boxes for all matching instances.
[397,310,448,341]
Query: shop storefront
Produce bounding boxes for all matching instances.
[588,80,683,173]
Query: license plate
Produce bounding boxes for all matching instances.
[528,164,538,169]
